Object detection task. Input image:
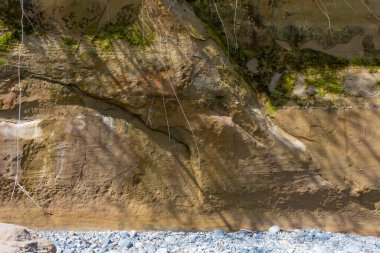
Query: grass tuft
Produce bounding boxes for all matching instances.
[0,32,17,51]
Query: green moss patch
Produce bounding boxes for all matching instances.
[59,36,78,48]
[279,74,296,94]
[351,55,380,67]
[91,18,156,49]
[125,22,155,46]
[265,99,277,115]
[306,75,343,95]
[0,58,6,66]
[0,32,17,51]
[206,25,227,52]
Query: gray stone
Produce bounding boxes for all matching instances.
[165,236,177,244]
[129,230,138,238]
[146,245,157,253]
[156,248,169,253]
[119,238,133,249]
[213,230,225,237]
[120,231,129,238]
[188,234,198,242]
[100,236,112,245]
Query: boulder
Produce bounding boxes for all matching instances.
[0,223,56,253]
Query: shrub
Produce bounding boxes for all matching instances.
[0,32,16,51]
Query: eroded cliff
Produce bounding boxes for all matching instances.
[0,0,379,235]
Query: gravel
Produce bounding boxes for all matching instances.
[37,227,380,253]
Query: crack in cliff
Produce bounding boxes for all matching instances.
[294,135,316,143]
[25,72,194,158]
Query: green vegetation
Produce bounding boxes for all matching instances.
[368,66,380,74]
[91,19,156,49]
[280,25,363,49]
[218,65,246,85]
[289,50,349,71]
[79,50,97,60]
[59,36,78,48]
[87,4,155,48]
[0,32,17,51]
[351,55,380,68]
[267,73,297,106]
[267,68,344,106]
[236,48,256,63]
[95,37,113,51]
[265,99,277,115]
[188,0,380,109]
[279,74,296,94]
[305,74,344,95]
[206,25,227,53]
[0,58,6,66]
[125,23,155,46]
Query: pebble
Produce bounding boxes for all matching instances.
[146,245,157,253]
[129,230,137,238]
[118,238,133,249]
[188,234,198,242]
[165,236,177,244]
[268,225,281,234]
[213,229,225,237]
[37,228,380,253]
[120,231,129,238]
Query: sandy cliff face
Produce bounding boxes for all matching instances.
[0,0,379,235]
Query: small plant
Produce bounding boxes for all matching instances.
[125,23,155,46]
[95,37,113,51]
[279,74,296,94]
[0,58,6,66]
[59,36,78,48]
[0,32,16,51]
[265,99,277,115]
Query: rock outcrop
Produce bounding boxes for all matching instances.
[0,0,379,235]
[0,223,56,253]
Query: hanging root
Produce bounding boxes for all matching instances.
[147,0,201,169]
[145,1,172,141]
[212,0,230,65]
[315,0,332,35]
[10,0,41,209]
[141,0,145,44]
[146,78,156,127]
[233,0,238,51]
[361,0,380,21]
[106,0,110,24]
[11,0,25,201]
[343,0,354,10]
[15,183,41,208]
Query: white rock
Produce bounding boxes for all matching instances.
[268,225,281,234]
